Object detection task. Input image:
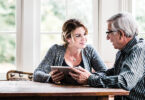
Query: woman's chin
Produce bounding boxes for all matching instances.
[80,44,86,48]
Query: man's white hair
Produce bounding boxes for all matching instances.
[107,12,139,37]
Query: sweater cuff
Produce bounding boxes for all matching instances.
[45,74,52,83]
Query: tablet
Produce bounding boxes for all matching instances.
[51,66,71,75]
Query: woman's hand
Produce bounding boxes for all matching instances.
[50,69,64,83]
[69,67,91,85]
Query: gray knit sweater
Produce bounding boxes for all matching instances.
[33,44,106,83]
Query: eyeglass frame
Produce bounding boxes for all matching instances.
[106,30,118,34]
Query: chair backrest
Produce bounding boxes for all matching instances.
[7,70,33,81]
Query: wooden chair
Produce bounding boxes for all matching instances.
[6,70,33,81]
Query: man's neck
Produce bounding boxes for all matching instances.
[119,37,133,50]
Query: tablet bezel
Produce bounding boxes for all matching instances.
[51,66,71,74]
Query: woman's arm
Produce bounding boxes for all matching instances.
[33,45,57,83]
[88,45,107,72]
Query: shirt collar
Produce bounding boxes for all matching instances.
[120,36,138,54]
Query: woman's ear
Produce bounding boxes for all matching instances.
[66,38,71,43]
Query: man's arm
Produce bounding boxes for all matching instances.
[88,47,145,90]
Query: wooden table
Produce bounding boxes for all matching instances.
[0,81,129,100]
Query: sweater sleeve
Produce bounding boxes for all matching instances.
[88,45,107,72]
[33,45,57,83]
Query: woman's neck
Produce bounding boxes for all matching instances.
[66,46,81,56]
[64,46,82,67]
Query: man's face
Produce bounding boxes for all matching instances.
[106,22,123,50]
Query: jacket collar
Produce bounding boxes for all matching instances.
[120,36,138,54]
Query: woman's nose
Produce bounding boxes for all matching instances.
[82,35,86,40]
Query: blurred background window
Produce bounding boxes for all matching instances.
[0,0,16,77]
[40,0,93,59]
[134,0,145,38]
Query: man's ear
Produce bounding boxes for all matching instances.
[118,30,125,39]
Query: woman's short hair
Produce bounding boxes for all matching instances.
[62,19,88,47]
[107,12,139,37]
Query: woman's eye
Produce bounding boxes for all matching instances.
[74,33,87,38]
[75,35,80,37]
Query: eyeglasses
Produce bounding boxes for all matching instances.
[106,30,117,34]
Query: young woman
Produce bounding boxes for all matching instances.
[33,19,106,84]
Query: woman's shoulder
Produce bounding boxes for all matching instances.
[49,44,65,51]
[83,44,97,55]
[84,44,95,51]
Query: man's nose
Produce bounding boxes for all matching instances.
[106,34,110,40]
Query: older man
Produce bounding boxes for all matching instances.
[69,13,145,100]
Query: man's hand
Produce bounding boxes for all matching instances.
[69,67,91,85]
[50,69,64,83]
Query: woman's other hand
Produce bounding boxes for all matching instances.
[69,67,91,85]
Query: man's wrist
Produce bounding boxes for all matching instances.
[87,74,99,86]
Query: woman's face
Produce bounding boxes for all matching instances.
[67,27,87,49]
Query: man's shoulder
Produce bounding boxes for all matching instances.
[131,38,145,53]
[134,38,145,49]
